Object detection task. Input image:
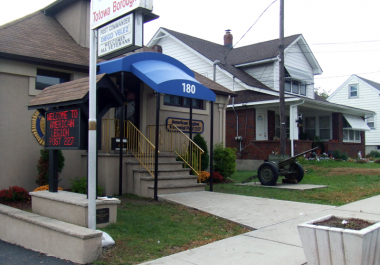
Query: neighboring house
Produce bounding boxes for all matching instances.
[148,28,374,165]
[327,75,379,154]
[0,0,235,192]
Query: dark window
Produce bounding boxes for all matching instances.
[300,84,306,95]
[292,81,299,94]
[36,69,70,90]
[164,95,203,109]
[285,80,291,92]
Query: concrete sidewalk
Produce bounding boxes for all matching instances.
[138,191,380,265]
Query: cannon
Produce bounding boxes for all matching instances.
[256,147,318,186]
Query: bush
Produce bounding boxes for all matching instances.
[36,149,65,186]
[375,159,380,164]
[213,143,236,178]
[197,171,210,183]
[369,150,380,158]
[356,159,367,164]
[0,186,30,202]
[193,134,209,171]
[332,149,348,161]
[70,177,103,196]
[33,185,63,192]
[212,172,225,183]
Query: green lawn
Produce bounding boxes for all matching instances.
[210,160,380,206]
[95,194,250,265]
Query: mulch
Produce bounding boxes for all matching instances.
[313,216,374,230]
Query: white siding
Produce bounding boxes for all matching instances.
[242,63,275,89]
[156,36,246,92]
[328,76,380,146]
[285,43,315,99]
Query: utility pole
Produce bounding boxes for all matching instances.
[279,0,286,155]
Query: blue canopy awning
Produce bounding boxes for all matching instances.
[97,52,216,102]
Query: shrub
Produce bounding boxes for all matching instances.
[340,152,349,161]
[70,177,103,196]
[375,159,380,164]
[333,149,342,159]
[33,185,63,192]
[213,143,236,178]
[0,186,30,202]
[356,159,367,164]
[332,149,348,161]
[36,149,65,186]
[193,134,209,171]
[212,172,225,183]
[197,171,210,183]
[369,150,380,158]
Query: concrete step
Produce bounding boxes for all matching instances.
[140,175,199,187]
[133,168,191,178]
[147,184,206,198]
[126,161,185,170]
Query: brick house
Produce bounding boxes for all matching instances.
[148,28,374,166]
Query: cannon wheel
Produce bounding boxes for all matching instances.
[258,162,279,186]
[293,162,304,183]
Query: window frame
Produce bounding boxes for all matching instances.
[349,84,358,98]
[366,115,375,129]
[319,116,331,141]
[36,69,71,90]
[275,115,290,139]
[163,94,204,110]
[285,78,307,96]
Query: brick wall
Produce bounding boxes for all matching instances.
[227,109,366,160]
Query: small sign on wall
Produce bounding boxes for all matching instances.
[166,117,204,133]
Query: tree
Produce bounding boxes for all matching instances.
[314,87,331,99]
[36,149,65,186]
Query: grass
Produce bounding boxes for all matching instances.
[95,194,250,265]
[209,160,380,206]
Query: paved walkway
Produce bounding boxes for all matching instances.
[137,191,380,265]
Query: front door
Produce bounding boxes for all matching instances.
[256,110,268,140]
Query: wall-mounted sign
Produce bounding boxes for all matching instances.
[166,117,204,134]
[98,12,143,59]
[45,108,84,149]
[91,0,153,29]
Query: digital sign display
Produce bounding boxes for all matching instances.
[45,108,82,149]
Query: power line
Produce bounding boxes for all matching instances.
[222,0,278,65]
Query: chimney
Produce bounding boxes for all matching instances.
[224,29,233,49]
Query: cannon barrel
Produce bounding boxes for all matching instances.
[278,147,319,168]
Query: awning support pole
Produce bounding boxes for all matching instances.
[119,71,125,196]
[154,93,160,201]
[210,101,214,192]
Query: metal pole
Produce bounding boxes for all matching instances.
[88,28,97,230]
[210,101,214,192]
[154,93,160,201]
[119,71,125,196]
[189,98,193,167]
[48,150,58,192]
[279,0,286,155]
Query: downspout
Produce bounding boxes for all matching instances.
[290,100,305,156]
[231,76,241,152]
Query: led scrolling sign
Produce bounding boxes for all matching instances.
[45,109,82,149]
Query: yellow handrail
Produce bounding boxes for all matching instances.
[101,119,156,177]
[148,124,204,175]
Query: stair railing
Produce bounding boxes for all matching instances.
[147,124,204,176]
[101,119,156,177]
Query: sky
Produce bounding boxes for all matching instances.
[1,0,379,95]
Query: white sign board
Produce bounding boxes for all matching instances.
[98,13,133,58]
[91,0,153,29]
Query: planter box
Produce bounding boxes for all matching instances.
[298,215,380,265]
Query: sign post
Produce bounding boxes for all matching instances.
[88,0,154,230]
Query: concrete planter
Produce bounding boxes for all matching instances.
[297,215,380,265]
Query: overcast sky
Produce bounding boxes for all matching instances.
[1,0,379,94]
